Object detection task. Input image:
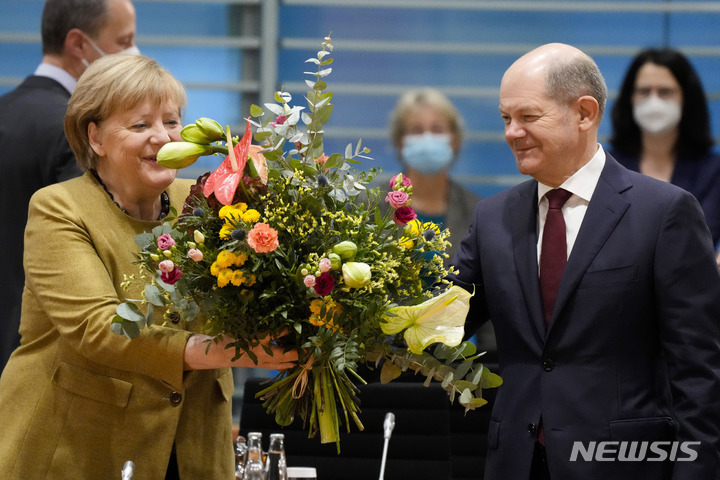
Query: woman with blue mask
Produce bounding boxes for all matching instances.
[387,88,497,362]
[610,48,720,254]
[389,88,479,264]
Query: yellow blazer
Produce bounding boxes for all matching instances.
[0,173,235,479]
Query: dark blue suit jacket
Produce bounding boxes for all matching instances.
[450,154,720,479]
[0,75,82,372]
[609,149,720,246]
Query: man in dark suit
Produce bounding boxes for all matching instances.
[450,43,720,479]
[0,0,137,372]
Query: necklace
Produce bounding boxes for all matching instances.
[91,170,170,221]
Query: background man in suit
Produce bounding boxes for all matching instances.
[450,43,720,479]
[0,0,137,372]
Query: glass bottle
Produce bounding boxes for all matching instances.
[235,435,248,480]
[264,433,287,480]
[243,432,264,480]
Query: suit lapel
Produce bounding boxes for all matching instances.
[548,156,632,334]
[510,181,547,342]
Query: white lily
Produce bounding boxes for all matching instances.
[381,285,473,354]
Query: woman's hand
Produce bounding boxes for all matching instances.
[183,334,298,370]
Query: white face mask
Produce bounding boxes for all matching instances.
[82,34,141,67]
[632,96,682,134]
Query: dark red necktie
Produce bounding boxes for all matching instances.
[540,188,572,325]
[537,188,572,447]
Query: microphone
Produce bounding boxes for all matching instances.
[383,412,395,439]
[121,460,135,479]
[379,412,395,480]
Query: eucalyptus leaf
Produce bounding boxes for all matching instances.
[380,361,402,384]
[121,320,141,340]
[182,300,200,323]
[328,188,347,202]
[144,285,165,307]
[287,110,301,126]
[460,392,488,411]
[151,223,173,237]
[458,341,478,357]
[168,286,183,305]
[110,317,124,335]
[468,364,484,385]
[459,388,475,406]
[116,302,144,322]
[157,276,175,293]
[454,359,472,380]
[144,304,154,327]
[265,103,284,116]
[441,371,454,389]
[254,131,272,142]
[314,96,331,109]
[480,369,504,389]
[454,380,478,393]
[250,104,264,117]
[134,232,155,249]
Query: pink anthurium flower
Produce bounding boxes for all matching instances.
[203,119,253,205]
[249,144,268,184]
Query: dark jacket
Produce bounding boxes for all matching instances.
[0,75,82,371]
[450,155,720,479]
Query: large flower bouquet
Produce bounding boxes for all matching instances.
[113,36,500,448]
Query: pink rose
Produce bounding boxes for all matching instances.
[158,260,174,273]
[247,223,279,253]
[318,258,332,273]
[157,234,176,250]
[304,275,317,288]
[390,173,412,190]
[313,272,335,296]
[161,267,182,285]
[187,249,203,262]
[393,206,417,226]
[385,190,410,209]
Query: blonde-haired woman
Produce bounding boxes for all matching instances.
[389,88,479,263]
[0,54,296,479]
[388,88,495,358]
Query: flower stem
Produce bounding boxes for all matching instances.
[314,366,340,450]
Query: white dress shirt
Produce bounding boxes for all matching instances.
[34,63,77,94]
[537,145,606,264]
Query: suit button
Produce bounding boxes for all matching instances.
[169,391,182,405]
[543,359,554,371]
[528,423,537,434]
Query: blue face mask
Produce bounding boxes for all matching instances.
[401,133,454,175]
